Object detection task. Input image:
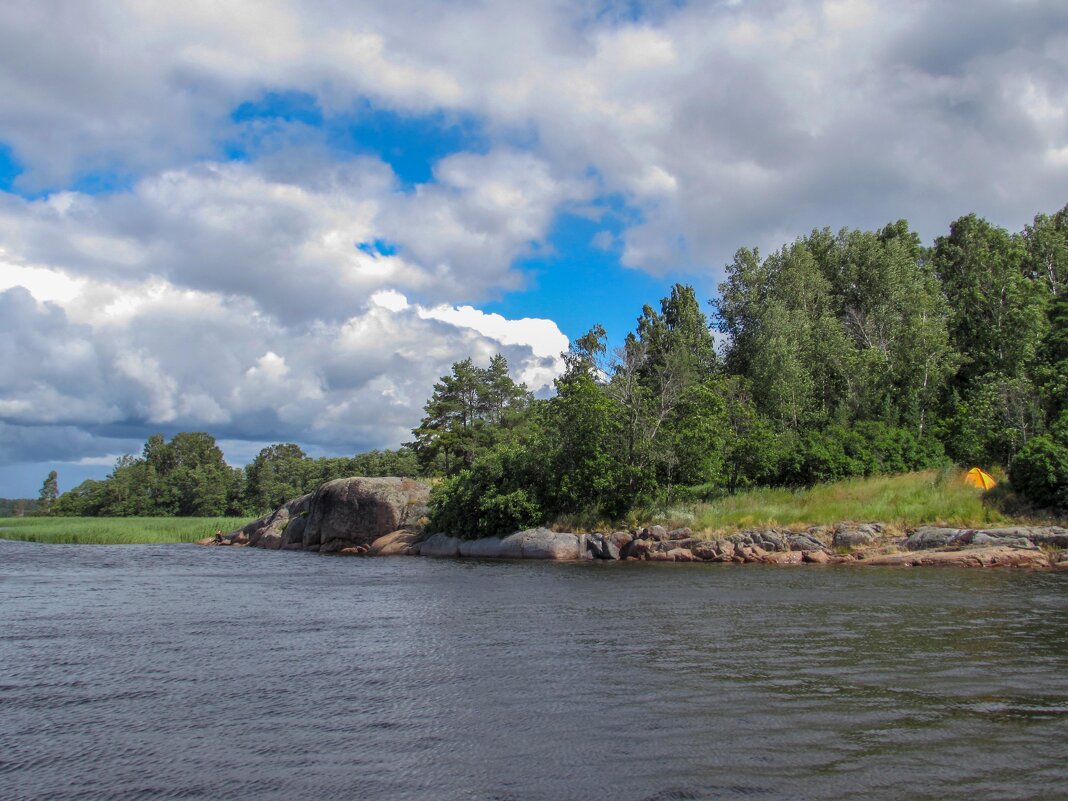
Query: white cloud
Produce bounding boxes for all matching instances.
[0,150,581,316]
[2,0,1068,476]
[0,278,568,465]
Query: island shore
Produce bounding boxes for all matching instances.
[205,476,1068,570]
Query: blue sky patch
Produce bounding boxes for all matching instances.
[0,142,22,192]
[232,91,324,127]
[228,92,490,187]
[357,239,398,257]
[485,204,710,350]
[69,168,135,196]
[0,143,133,198]
[326,102,489,186]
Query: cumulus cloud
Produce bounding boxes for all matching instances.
[3,1,1063,263]
[0,279,567,467]
[2,0,1067,480]
[0,150,584,318]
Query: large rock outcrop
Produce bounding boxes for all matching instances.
[228,493,313,550]
[304,477,431,553]
[218,477,430,553]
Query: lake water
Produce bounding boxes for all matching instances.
[1,539,1067,801]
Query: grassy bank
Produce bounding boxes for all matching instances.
[0,516,253,545]
[647,469,1048,536]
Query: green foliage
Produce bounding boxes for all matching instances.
[245,443,313,513]
[428,443,546,538]
[776,422,946,486]
[1009,412,1068,511]
[0,498,40,517]
[1022,204,1067,298]
[940,375,1044,466]
[716,224,958,434]
[38,471,58,513]
[548,367,636,518]
[411,354,532,475]
[932,214,1048,383]
[52,433,422,518]
[1036,291,1068,419]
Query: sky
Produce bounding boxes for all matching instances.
[1,0,1067,497]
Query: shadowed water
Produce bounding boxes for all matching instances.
[1,539,1067,801]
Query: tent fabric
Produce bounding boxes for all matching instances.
[963,467,997,490]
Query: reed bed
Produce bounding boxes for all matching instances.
[0,516,253,545]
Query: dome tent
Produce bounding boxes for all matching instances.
[963,467,997,491]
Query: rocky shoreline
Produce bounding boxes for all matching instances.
[204,477,1068,571]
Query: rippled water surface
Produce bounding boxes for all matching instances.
[2,539,1067,801]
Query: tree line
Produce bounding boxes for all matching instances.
[51,435,417,517]
[424,208,1067,535]
[47,204,1066,522]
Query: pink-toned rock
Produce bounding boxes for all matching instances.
[308,478,431,553]
[622,538,651,560]
[338,544,370,556]
[667,548,694,562]
[763,551,804,565]
[803,550,831,564]
[369,529,423,556]
[691,541,718,561]
[860,546,1050,569]
[646,550,676,562]
[608,530,634,551]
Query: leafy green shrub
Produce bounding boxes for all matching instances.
[1009,414,1068,511]
[428,444,546,538]
[776,423,946,486]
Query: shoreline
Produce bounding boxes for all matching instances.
[206,477,1067,571]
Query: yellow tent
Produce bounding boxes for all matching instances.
[963,467,997,490]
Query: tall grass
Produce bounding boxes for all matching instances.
[0,516,253,545]
[650,469,1037,535]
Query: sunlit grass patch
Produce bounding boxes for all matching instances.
[654,469,1043,536]
[0,517,254,545]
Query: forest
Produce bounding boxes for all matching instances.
[48,207,1067,526]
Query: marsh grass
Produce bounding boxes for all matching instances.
[0,516,254,545]
[649,469,1049,536]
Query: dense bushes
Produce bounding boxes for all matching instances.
[1009,413,1068,511]
[776,423,946,486]
[429,445,545,539]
